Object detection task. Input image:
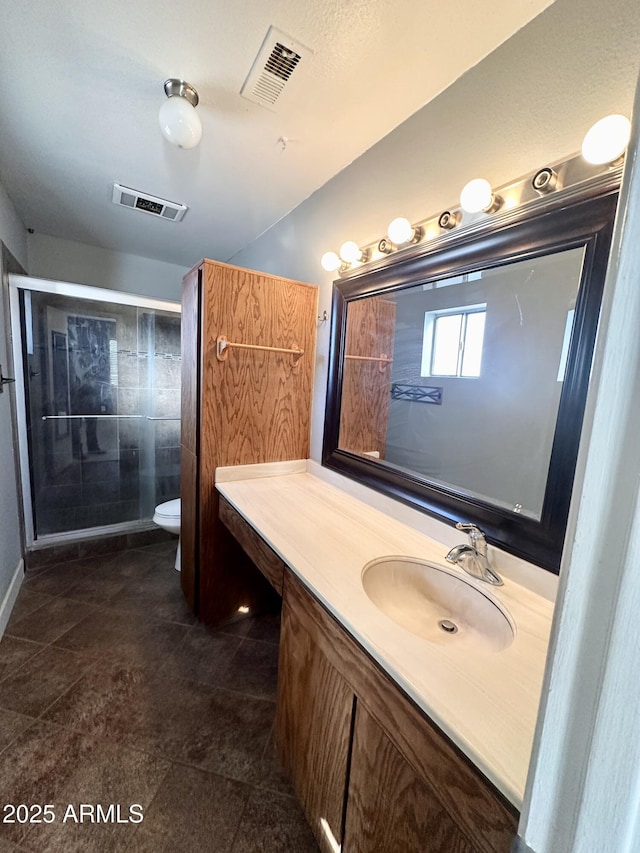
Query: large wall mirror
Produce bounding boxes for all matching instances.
[322,188,618,572]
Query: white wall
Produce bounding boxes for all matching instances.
[27,233,188,302]
[520,74,640,853]
[230,0,640,462]
[0,179,27,633]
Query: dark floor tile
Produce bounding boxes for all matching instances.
[77,533,130,559]
[4,588,54,624]
[25,543,81,571]
[0,708,36,753]
[0,721,73,845]
[127,531,175,551]
[181,686,276,783]
[21,743,170,853]
[220,637,279,702]
[6,597,98,645]
[218,606,282,644]
[254,725,295,798]
[22,558,103,597]
[0,722,166,851]
[0,646,93,718]
[125,764,249,853]
[245,609,282,646]
[0,839,25,851]
[43,665,275,784]
[230,787,319,853]
[41,661,147,744]
[53,609,189,668]
[0,636,46,682]
[61,572,126,606]
[158,626,242,686]
[106,568,195,626]
[88,551,162,582]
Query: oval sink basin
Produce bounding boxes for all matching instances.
[362,556,514,653]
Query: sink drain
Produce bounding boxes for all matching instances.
[438,619,458,634]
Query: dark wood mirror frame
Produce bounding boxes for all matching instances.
[322,187,618,572]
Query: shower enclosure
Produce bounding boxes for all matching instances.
[9,275,181,545]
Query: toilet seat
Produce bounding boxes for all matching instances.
[154,498,181,522]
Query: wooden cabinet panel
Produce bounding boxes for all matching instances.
[180,445,198,610]
[276,597,354,853]
[181,259,317,624]
[281,572,518,853]
[218,496,285,594]
[345,702,476,853]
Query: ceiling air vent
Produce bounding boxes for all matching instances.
[111,184,188,222]
[241,26,312,110]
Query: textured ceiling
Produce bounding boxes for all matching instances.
[0,0,553,268]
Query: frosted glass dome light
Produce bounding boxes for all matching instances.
[387,217,415,244]
[321,251,342,272]
[159,79,202,149]
[581,114,631,165]
[459,178,495,214]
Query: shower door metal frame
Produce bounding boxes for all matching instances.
[8,274,181,548]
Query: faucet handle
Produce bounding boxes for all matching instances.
[455,522,485,552]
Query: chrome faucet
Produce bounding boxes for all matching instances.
[446,523,503,586]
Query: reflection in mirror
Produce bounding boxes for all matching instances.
[339,249,586,522]
[324,187,619,571]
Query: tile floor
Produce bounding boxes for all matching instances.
[0,541,319,852]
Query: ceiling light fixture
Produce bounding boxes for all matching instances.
[459,178,502,214]
[581,114,631,165]
[159,79,202,149]
[387,217,423,245]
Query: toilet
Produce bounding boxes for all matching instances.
[153,498,181,571]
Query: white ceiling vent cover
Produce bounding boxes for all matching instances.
[111,184,188,222]
[241,26,312,110]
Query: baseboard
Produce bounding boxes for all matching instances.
[0,559,24,639]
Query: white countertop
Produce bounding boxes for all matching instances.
[216,461,554,808]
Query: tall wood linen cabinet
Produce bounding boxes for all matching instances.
[180,258,318,624]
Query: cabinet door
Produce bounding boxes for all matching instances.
[344,702,477,853]
[276,599,354,853]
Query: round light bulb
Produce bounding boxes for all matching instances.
[581,114,631,165]
[321,251,341,272]
[459,178,494,213]
[387,217,414,244]
[159,96,202,149]
[339,241,363,263]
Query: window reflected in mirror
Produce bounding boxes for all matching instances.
[338,248,585,522]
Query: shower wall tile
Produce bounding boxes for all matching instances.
[116,352,140,389]
[117,388,142,416]
[155,316,181,355]
[152,357,181,390]
[153,420,180,449]
[152,390,181,420]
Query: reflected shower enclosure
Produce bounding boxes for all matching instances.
[9,276,181,543]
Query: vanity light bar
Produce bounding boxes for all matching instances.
[320,114,630,276]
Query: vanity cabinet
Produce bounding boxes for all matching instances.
[180,259,317,623]
[218,498,519,852]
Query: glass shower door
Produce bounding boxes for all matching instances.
[14,282,181,541]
